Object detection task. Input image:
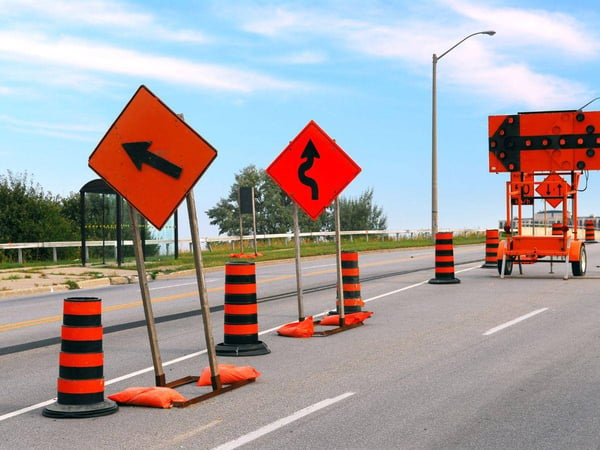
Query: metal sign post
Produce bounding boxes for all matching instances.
[293,204,305,321]
[334,198,345,326]
[127,204,166,386]
[237,188,244,254]
[251,187,258,255]
[186,189,221,390]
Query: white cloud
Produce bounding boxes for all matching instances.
[281,50,328,65]
[241,6,307,37]
[0,31,305,93]
[232,1,599,109]
[0,114,101,141]
[0,0,207,43]
[441,0,599,58]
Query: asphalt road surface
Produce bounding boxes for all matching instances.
[3,243,600,449]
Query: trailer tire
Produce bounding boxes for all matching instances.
[572,244,587,276]
[497,257,513,275]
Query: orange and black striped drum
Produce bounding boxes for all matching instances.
[336,251,365,313]
[552,223,563,235]
[215,262,270,356]
[429,232,460,284]
[481,229,499,268]
[43,297,118,418]
[585,220,597,243]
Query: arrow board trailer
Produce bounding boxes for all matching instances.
[488,110,597,279]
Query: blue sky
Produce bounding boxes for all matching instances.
[2,0,600,237]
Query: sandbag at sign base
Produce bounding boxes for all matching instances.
[197,364,261,386]
[277,316,314,338]
[108,387,187,409]
[317,311,373,326]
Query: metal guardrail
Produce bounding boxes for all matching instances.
[0,228,485,263]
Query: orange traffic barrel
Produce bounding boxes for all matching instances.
[585,220,597,243]
[216,261,270,356]
[43,297,118,418]
[429,232,460,284]
[334,251,366,313]
[552,223,563,235]
[481,229,499,268]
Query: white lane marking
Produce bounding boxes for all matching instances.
[149,279,219,291]
[0,399,56,422]
[150,282,197,291]
[455,265,480,274]
[303,263,335,269]
[483,308,549,336]
[211,392,355,450]
[364,281,428,303]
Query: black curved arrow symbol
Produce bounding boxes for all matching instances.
[122,141,182,179]
[298,139,320,200]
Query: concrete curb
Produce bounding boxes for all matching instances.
[0,284,70,299]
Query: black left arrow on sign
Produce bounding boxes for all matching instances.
[122,141,182,179]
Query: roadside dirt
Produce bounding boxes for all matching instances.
[0,265,141,299]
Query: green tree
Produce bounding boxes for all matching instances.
[0,171,77,260]
[206,166,386,235]
[335,188,387,230]
[207,165,290,235]
[0,171,75,243]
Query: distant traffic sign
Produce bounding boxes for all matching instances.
[266,120,361,220]
[536,173,570,208]
[89,85,217,229]
[510,172,534,205]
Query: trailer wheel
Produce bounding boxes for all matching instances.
[497,257,513,275]
[572,244,587,276]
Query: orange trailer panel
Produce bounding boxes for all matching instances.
[489,110,600,173]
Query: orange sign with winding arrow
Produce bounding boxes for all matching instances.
[266,120,361,220]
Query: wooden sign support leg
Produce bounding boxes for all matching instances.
[334,197,345,327]
[127,204,166,386]
[186,189,222,391]
[293,204,305,321]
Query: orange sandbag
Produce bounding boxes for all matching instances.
[107,387,187,408]
[318,311,373,326]
[197,364,261,386]
[277,316,314,338]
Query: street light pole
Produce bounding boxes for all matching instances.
[431,30,495,239]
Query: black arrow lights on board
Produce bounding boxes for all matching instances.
[298,139,320,200]
[122,141,183,179]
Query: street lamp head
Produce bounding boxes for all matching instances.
[436,30,496,60]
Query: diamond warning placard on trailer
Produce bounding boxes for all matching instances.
[89,85,217,230]
[536,173,571,208]
[266,120,361,220]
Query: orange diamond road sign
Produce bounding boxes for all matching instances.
[266,120,361,220]
[89,85,217,229]
[535,173,570,208]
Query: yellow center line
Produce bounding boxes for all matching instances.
[1,246,481,333]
